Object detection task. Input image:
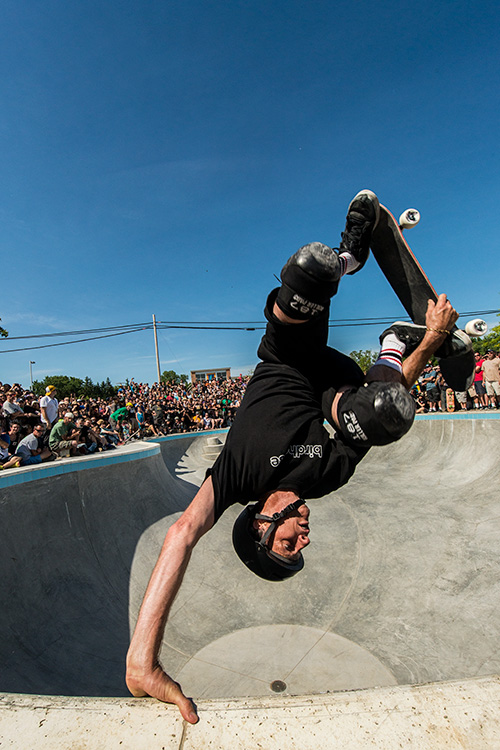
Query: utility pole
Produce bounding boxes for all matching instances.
[29,361,35,389]
[152,314,161,384]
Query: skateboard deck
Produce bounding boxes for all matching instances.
[369,205,475,391]
[446,388,455,412]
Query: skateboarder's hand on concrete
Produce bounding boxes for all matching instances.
[424,294,458,341]
[126,664,198,723]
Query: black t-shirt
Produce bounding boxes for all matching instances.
[208,361,368,522]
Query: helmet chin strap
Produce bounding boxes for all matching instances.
[255,498,305,548]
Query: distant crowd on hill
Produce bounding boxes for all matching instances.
[0,376,249,470]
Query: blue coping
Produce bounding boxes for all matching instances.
[145,428,228,443]
[0,442,160,489]
[415,411,500,421]
[0,429,229,490]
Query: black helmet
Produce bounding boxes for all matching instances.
[232,499,305,581]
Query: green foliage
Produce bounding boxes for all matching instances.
[471,324,500,356]
[32,375,118,399]
[349,349,378,374]
[161,369,188,385]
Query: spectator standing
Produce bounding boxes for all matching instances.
[472,353,488,409]
[481,350,500,409]
[40,385,59,431]
[421,364,441,412]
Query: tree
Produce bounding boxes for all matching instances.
[471,323,500,356]
[33,375,84,398]
[349,349,378,374]
[32,374,117,399]
[161,369,188,385]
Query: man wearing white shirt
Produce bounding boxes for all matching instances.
[39,385,59,430]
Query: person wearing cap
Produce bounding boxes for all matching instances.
[48,412,79,456]
[126,190,459,723]
[110,401,137,439]
[420,362,441,412]
[39,385,59,431]
[110,402,134,425]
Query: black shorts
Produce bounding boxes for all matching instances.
[258,289,365,425]
[426,386,440,403]
[474,381,486,396]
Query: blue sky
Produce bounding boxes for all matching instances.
[1,0,499,388]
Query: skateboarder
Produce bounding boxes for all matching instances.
[126,190,458,722]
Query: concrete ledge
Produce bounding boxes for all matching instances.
[1,676,499,749]
[0,441,160,488]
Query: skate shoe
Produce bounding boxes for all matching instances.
[435,328,471,359]
[339,189,380,274]
[277,242,341,320]
[380,322,472,359]
[379,321,426,357]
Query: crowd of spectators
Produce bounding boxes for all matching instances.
[410,349,500,413]
[0,376,249,471]
[2,349,499,471]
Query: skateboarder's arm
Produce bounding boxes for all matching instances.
[125,476,215,724]
[401,295,458,389]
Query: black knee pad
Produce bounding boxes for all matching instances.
[276,243,340,320]
[337,382,415,447]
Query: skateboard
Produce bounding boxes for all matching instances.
[369,205,479,391]
[446,388,455,412]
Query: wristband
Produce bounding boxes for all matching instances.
[426,327,451,335]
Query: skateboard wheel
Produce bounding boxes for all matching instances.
[464,318,488,337]
[399,208,420,229]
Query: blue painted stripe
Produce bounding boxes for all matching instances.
[0,443,161,489]
[145,428,228,444]
[415,412,500,421]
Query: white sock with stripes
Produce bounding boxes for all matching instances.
[338,251,360,275]
[373,333,406,373]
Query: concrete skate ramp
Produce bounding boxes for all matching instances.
[1,417,500,701]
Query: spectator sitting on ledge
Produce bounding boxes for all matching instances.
[49,412,79,457]
[16,424,53,466]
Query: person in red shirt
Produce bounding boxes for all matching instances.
[472,352,488,409]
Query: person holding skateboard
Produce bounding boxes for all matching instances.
[126,190,458,723]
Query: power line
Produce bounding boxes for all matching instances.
[4,323,151,341]
[0,328,144,354]
[1,309,498,354]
